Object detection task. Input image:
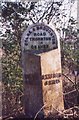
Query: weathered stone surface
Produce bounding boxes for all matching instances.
[21,23,64,118]
[23,49,64,118]
[40,49,64,116]
[23,53,44,118]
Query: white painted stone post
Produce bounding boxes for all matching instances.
[21,23,64,118]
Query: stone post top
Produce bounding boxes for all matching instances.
[21,23,60,54]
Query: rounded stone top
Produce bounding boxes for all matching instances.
[21,23,58,54]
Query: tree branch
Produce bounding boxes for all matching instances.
[62,73,74,84]
[37,2,54,23]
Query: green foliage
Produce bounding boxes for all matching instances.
[2,1,79,117]
[2,31,23,116]
[2,1,63,90]
[2,33,23,91]
[61,38,79,74]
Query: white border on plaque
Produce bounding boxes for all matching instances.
[21,23,60,54]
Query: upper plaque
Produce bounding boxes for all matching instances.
[21,23,58,54]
